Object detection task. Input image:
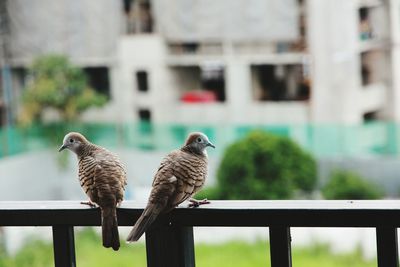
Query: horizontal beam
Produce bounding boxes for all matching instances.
[3,200,400,211]
[1,200,400,227]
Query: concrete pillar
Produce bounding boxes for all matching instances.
[224,42,253,124]
[308,0,361,124]
[389,0,400,122]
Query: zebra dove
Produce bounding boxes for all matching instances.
[126,132,214,242]
[59,132,127,251]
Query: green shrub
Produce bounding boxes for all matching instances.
[195,186,220,200]
[211,130,317,200]
[322,170,384,200]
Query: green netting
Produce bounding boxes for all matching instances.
[0,122,398,158]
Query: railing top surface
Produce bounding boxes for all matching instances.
[1,200,400,210]
[2,200,400,227]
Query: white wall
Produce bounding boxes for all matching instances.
[0,148,219,201]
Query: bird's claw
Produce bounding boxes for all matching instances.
[80,201,97,208]
[188,198,210,208]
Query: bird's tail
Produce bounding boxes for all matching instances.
[101,206,120,251]
[126,203,163,242]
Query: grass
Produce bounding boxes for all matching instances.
[0,228,376,267]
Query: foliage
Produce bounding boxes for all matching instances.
[211,130,317,200]
[291,243,374,267]
[195,186,220,201]
[0,228,376,267]
[0,238,53,267]
[322,170,384,200]
[19,55,107,126]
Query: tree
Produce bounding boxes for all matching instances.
[19,55,107,125]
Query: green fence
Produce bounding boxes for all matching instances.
[0,122,398,158]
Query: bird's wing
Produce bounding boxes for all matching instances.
[90,153,122,250]
[91,150,127,205]
[78,155,100,201]
[150,150,202,209]
[169,152,197,206]
[151,150,179,186]
[145,151,181,208]
[171,151,208,205]
[126,149,205,242]
[126,157,177,242]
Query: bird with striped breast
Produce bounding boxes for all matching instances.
[126,132,215,242]
[59,132,127,251]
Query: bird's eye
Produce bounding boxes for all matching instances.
[197,138,202,143]
[69,138,74,143]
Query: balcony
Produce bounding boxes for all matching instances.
[0,200,399,267]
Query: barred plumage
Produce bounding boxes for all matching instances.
[59,132,127,251]
[126,132,214,242]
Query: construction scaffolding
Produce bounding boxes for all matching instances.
[0,0,13,127]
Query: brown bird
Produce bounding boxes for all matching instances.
[126,132,214,242]
[59,132,127,251]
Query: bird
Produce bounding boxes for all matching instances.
[126,132,215,242]
[59,132,127,251]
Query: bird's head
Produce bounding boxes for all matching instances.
[59,132,89,154]
[184,132,215,154]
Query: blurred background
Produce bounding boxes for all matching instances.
[0,0,398,266]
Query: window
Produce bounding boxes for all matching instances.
[12,67,28,89]
[360,51,387,87]
[172,65,226,103]
[201,63,226,102]
[359,8,373,40]
[123,0,153,34]
[136,71,149,92]
[138,108,151,122]
[83,67,110,98]
[251,64,310,101]
[363,111,379,122]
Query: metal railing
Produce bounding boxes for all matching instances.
[1,200,400,267]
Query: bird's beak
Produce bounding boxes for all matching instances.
[58,144,66,152]
[207,142,216,149]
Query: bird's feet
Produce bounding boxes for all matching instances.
[80,200,97,208]
[188,198,210,208]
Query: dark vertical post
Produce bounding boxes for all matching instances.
[146,225,195,267]
[52,226,76,267]
[269,226,292,267]
[376,227,399,267]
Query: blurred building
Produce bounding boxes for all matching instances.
[121,0,399,125]
[3,0,400,201]
[0,0,399,125]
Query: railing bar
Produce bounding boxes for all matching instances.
[146,225,195,267]
[52,225,76,267]
[180,227,196,266]
[269,226,292,267]
[376,226,399,267]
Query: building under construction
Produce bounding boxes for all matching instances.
[0,0,399,127]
